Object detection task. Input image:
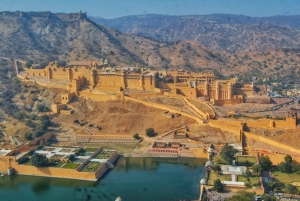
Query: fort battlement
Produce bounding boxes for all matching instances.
[0,11,87,21]
[19,62,269,106]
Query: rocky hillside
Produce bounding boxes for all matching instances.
[92,14,300,53]
[1,12,300,82]
[0,11,151,66]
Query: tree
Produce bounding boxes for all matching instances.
[213,164,221,172]
[29,114,38,120]
[146,128,156,137]
[285,155,292,164]
[259,156,272,170]
[39,115,51,130]
[226,190,255,201]
[28,149,35,156]
[75,148,86,156]
[213,179,223,192]
[25,119,35,128]
[36,104,50,113]
[14,111,27,120]
[244,170,252,183]
[24,132,33,140]
[284,156,292,170]
[267,178,285,191]
[68,154,75,161]
[36,104,45,113]
[133,133,140,140]
[252,164,262,176]
[220,145,238,164]
[30,154,48,167]
[286,184,298,194]
[244,160,251,167]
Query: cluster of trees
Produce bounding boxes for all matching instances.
[226,191,256,201]
[259,155,273,170]
[36,104,50,113]
[75,148,86,156]
[225,191,279,201]
[68,154,75,161]
[259,155,299,194]
[259,154,300,174]
[24,115,52,140]
[30,154,48,167]
[277,155,292,173]
[213,179,223,192]
[220,145,238,164]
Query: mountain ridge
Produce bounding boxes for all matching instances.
[91,14,300,53]
[1,11,300,82]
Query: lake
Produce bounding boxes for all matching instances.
[0,157,206,201]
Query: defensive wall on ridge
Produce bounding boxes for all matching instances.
[19,62,270,106]
[209,119,300,155]
[124,96,204,123]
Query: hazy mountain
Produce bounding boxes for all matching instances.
[91,14,300,53]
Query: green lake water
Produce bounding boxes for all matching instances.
[0,157,206,201]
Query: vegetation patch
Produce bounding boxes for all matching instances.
[272,172,300,184]
[18,156,30,165]
[81,161,103,172]
[46,159,64,167]
[62,162,80,169]
[207,170,229,186]
[238,175,261,187]
[236,156,257,166]
[85,147,98,152]
[93,150,114,159]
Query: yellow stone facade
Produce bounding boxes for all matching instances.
[23,62,269,106]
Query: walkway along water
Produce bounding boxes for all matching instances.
[199,144,214,200]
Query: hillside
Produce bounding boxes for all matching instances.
[0,11,148,66]
[1,12,300,82]
[92,14,300,53]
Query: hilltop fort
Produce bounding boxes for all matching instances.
[19,60,269,106]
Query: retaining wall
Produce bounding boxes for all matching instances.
[124,96,203,123]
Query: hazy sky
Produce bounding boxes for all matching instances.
[1,0,300,18]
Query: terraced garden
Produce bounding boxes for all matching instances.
[85,147,98,152]
[47,159,64,167]
[62,162,80,169]
[94,150,114,159]
[236,156,257,166]
[81,161,104,172]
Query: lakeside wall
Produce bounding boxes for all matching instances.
[0,134,118,181]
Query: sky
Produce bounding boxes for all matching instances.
[0,0,300,18]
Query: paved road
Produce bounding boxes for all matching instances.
[246,99,296,113]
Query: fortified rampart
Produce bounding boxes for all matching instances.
[210,117,300,155]
[124,96,204,123]
[20,62,269,106]
[1,11,87,21]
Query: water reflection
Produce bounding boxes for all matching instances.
[0,157,205,201]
